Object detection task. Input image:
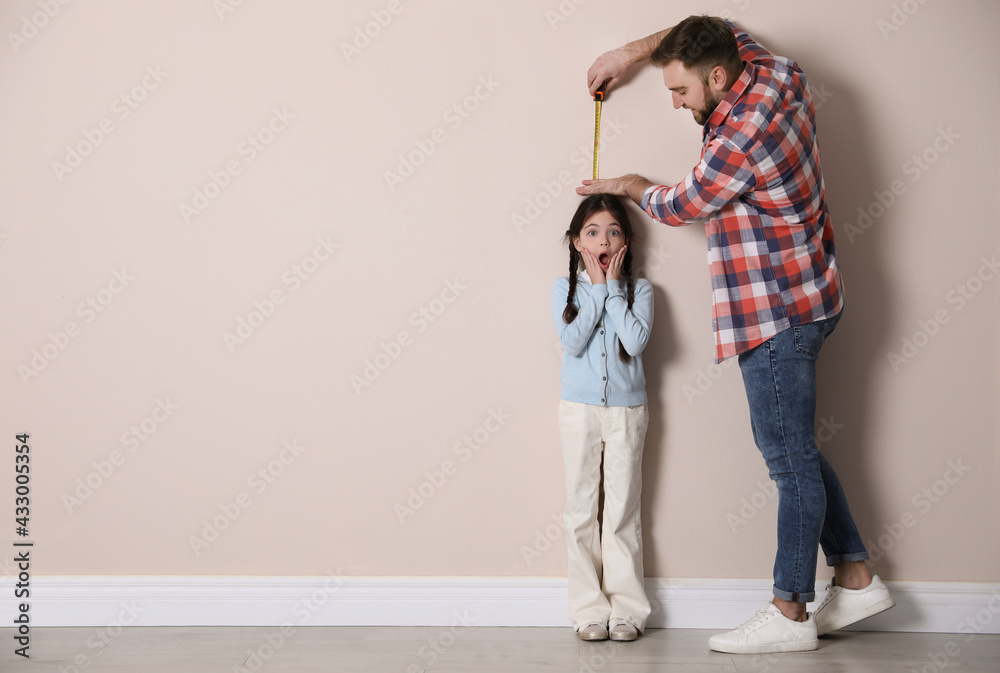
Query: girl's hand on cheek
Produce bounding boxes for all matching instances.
[607,245,626,281]
[580,249,606,284]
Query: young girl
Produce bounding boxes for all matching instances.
[551,194,654,642]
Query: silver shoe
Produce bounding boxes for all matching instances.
[609,620,638,641]
[577,622,609,641]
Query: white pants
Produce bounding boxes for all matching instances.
[558,400,651,631]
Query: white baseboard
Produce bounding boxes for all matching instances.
[3,576,998,633]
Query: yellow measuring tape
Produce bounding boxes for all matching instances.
[593,84,605,179]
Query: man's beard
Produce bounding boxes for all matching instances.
[691,87,726,125]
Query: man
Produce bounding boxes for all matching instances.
[578,16,895,654]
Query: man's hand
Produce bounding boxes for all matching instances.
[588,49,631,96]
[577,174,657,206]
[587,28,673,96]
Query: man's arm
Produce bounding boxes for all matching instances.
[723,19,774,64]
[576,174,659,208]
[642,138,756,226]
[587,28,673,96]
[578,137,756,227]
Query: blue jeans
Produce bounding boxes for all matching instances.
[738,313,869,603]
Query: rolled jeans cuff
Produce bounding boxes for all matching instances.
[824,550,871,567]
[772,585,816,603]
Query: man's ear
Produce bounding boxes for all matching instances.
[709,65,729,92]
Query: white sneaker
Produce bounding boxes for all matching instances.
[708,603,818,654]
[814,575,896,636]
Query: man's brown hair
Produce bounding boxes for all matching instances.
[650,15,743,84]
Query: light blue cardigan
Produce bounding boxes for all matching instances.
[551,274,653,406]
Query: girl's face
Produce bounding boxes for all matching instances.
[573,209,627,271]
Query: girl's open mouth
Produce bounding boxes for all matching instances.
[599,253,610,266]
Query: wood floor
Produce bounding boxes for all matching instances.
[2,626,998,672]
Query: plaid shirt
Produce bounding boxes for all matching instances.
[641,22,844,362]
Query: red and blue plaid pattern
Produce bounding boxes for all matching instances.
[641,22,844,363]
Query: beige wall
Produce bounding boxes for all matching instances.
[2,0,997,584]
